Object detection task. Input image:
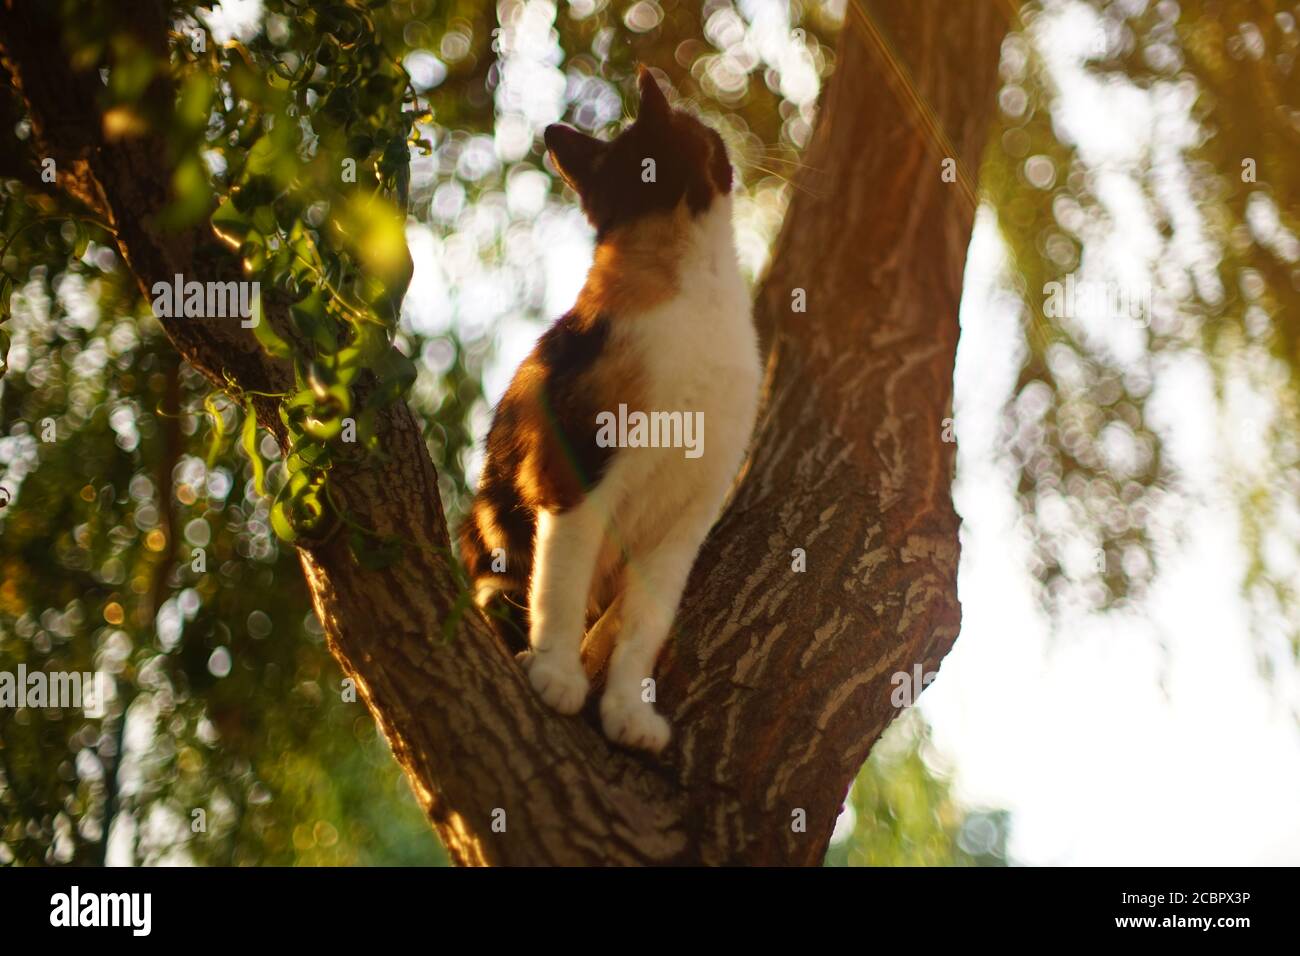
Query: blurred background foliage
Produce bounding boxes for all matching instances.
[987,0,1300,668]
[0,0,1293,866]
[825,713,1010,867]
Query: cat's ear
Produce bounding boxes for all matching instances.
[544,124,607,193]
[636,65,671,125]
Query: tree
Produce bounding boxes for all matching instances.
[0,0,1007,864]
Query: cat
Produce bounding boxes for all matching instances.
[459,66,761,754]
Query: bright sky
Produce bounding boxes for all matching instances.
[929,206,1300,865]
[921,1,1300,866]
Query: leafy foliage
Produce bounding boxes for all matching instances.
[825,712,1009,867]
[986,1,1300,660]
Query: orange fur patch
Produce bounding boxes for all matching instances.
[502,207,688,511]
[472,498,504,552]
[574,202,689,325]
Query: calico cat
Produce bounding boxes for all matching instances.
[460,66,761,753]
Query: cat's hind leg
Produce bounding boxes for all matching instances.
[600,492,722,753]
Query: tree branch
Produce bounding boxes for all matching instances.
[653,0,1008,863]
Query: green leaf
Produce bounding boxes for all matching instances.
[369,345,417,407]
[252,204,277,236]
[246,135,279,178]
[270,469,328,543]
[285,437,330,475]
[290,290,336,351]
[176,72,213,130]
[72,221,90,259]
[211,197,253,248]
[241,403,269,497]
[336,321,389,374]
[162,156,214,230]
[270,496,299,543]
[301,383,350,441]
[279,387,315,433]
[251,297,294,359]
[203,392,228,467]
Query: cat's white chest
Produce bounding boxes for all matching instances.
[638,200,759,419]
[606,198,761,552]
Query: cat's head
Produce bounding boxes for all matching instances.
[543,66,733,239]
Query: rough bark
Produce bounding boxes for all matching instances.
[0,0,1007,864]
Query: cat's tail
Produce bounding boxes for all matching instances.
[474,582,531,657]
[458,499,532,656]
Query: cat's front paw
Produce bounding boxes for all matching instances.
[600,691,671,754]
[525,652,589,715]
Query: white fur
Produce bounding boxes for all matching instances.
[526,196,761,752]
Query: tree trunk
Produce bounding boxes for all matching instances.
[0,0,1007,864]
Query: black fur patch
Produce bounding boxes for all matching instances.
[458,312,615,600]
[544,70,732,240]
